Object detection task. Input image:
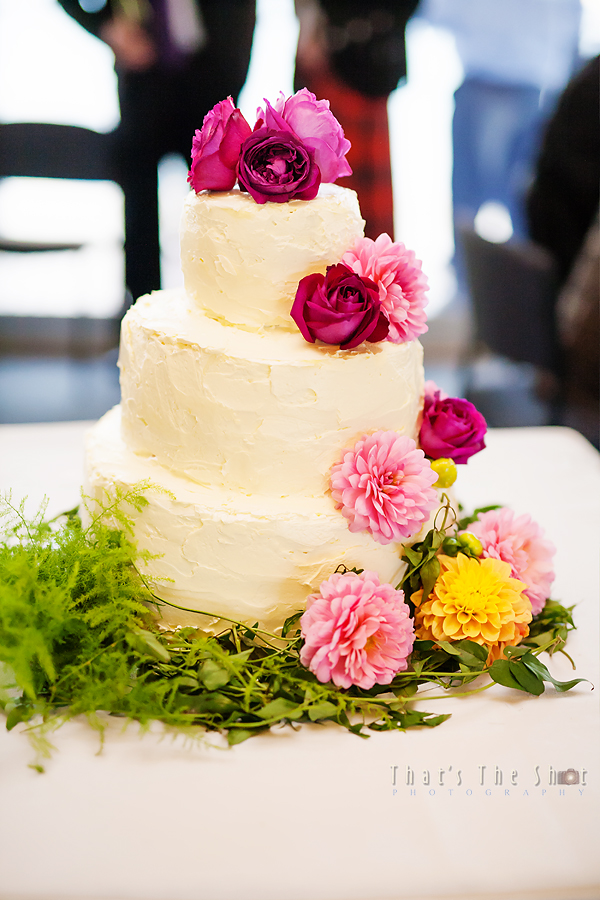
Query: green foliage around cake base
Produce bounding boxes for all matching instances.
[0,491,587,769]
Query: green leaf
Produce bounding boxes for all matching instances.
[438,640,487,669]
[503,645,532,659]
[127,629,171,663]
[403,547,423,567]
[397,709,450,728]
[412,639,436,652]
[308,701,338,721]
[508,659,545,695]
[176,676,199,689]
[199,659,231,691]
[521,653,590,693]
[229,649,253,666]
[257,697,303,721]
[488,660,528,692]
[227,728,256,746]
[5,704,32,731]
[281,611,303,637]
[187,692,237,716]
[456,505,502,531]
[420,556,440,599]
[430,530,444,550]
[422,713,451,727]
[454,640,488,662]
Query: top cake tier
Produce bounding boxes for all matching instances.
[181,183,364,331]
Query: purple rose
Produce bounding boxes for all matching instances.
[188,98,252,193]
[419,384,487,464]
[237,128,321,204]
[256,89,352,183]
[291,263,389,350]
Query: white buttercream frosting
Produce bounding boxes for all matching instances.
[83,183,436,631]
[85,407,411,632]
[180,183,365,330]
[119,290,424,497]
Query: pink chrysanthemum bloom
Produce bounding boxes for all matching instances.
[330,431,438,544]
[468,508,556,616]
[342,234,428,343]
[300,570,415,689]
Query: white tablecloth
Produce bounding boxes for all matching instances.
[0,423,599,900]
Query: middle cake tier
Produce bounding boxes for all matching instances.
[119,289,424,498]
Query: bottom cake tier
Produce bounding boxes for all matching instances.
[84,406,428,632]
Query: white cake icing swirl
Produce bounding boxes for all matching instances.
[119,290,424,497]
[86,407,415,632]
[180,183,364,330]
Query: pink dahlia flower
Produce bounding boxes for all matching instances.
[188,97,251,193]
[256,89,352,183]
[300,570,415,689]
[330,431,438,544]
[342,234,428,343]
[468,508,556,615]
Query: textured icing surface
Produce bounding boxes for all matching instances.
[84,184,433,630]
[86,407,411,632]
[180,183,365,330]
[119,290,424,497]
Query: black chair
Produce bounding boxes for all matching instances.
[458,225,561,373]
[456,225,565,426]
[0,122,122,355]
[0,122,116,253]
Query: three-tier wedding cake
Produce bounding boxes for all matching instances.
[84,91,442,632]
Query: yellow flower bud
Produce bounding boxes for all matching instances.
[430,457,457,489]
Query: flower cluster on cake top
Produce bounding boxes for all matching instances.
[188,90,351,204]
[189,91,430,352]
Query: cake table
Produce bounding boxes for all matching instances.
[0,421,598,900]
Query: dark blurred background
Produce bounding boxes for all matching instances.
[0,0,598,443]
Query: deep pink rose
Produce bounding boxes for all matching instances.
[237,128,320,204]
[256,89,352,182]
[188,97,252,192]
[291,263,389,350]
[419,383,487,464]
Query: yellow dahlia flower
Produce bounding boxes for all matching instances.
[412,553,532,663]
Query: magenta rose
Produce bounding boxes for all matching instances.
[237,128,320,204]
[291,263,389,350]
[256,89,352,182]
[419,383,487,464]
[188,97,252,193]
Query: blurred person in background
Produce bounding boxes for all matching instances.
[57,0,256,304]
[421,0,582,284]
[528,55,599,445]
[527,54,600,288]
[294,0,420,240]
